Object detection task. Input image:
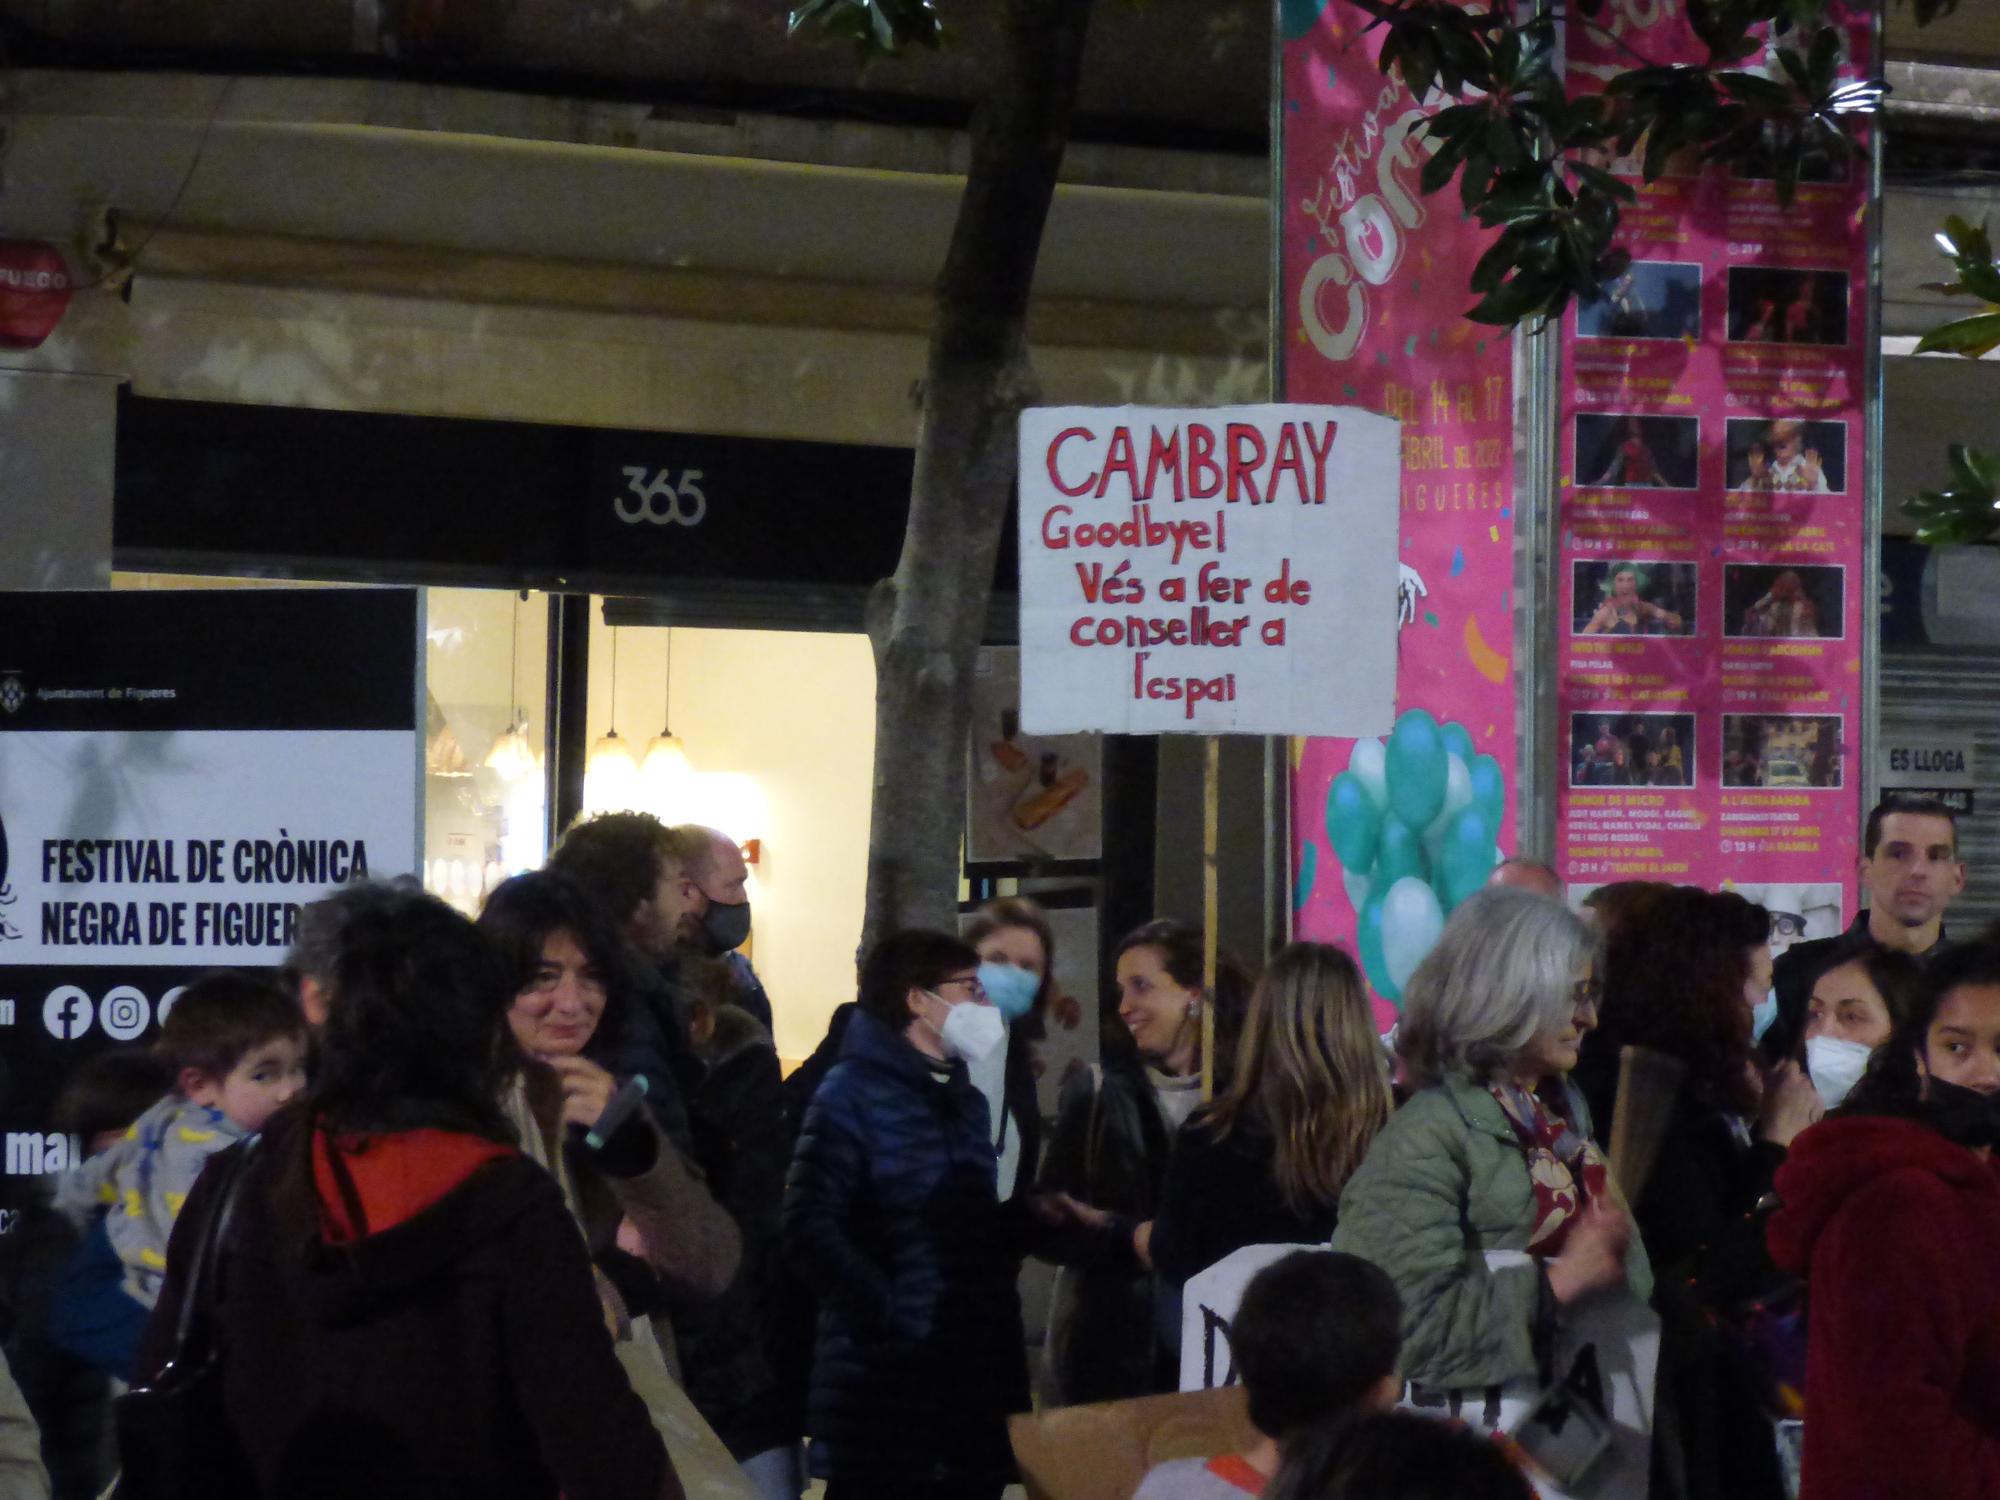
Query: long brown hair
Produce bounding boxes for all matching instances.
[1205,942,1392,1215]
[1599,885,1768,1115]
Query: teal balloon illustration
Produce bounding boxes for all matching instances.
[1293,840,1318,912]
[1426,753,1474,838]
[1381,876,1446,992]
[1346,738,1389,812]
[1374,814,1429,891]
[1357,890,1398,1005]
[1386,710,1449,830]
[1280,0,1330,39]
[1437,806,1499,911]
[1469,752,1506,827]
[1441,721,1475,766]
[1342,863,1373,914]
[1326,772,1383,874]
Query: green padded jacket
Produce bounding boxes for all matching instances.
[1331,1076,1654,1393]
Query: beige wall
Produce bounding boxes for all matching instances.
[588,614,876,1065]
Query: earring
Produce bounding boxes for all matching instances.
[1187,999,1200,1016]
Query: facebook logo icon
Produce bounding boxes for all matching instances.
[42,987,93,1039]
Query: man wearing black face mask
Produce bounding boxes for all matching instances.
[656,825,773,1034]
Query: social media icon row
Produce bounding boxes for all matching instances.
[42,985,184,1041]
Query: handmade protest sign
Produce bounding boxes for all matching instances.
[1017,404,1399,737]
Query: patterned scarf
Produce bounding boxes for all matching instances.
[1488,1080,1610,1256]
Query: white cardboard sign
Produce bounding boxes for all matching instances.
[1017,403,1399,736]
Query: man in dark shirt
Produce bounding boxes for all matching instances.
[1765,796,1964,1061]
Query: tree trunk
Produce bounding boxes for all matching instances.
[860,0,1097,952]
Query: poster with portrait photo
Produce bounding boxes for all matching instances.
[1724,714,1845,789]
[1731,883,1848,954]
[1575,414,1700,491]
[1727,268,1850,346]
[1724,564,1846,640]
[1572,560,1700,636]
[1577,261,1702,341]
[1731,125,1852,185]
[1568,711,1697,789]
[1724,418,1847,493]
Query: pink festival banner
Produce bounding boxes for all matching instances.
[1280,0,1518,1026]
[1555,4,1871,937]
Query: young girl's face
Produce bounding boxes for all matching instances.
[509,927,608,1059]
[1922,983,2000,1095]
[192,1035,308,1134]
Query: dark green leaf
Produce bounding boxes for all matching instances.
[1568,159,1638,203]
[1718,70,1792,110]
[1949,444,2000,494]
[1459,148,1493,212]
[1915,312,2000,358]
[1959,260,2000,306]
[1421,143,1462,196]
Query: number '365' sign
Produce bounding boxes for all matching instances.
[615,468,708,527]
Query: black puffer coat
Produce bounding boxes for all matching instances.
[781,1009,1029,1489]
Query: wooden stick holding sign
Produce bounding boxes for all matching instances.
[1202,736,1220,1102]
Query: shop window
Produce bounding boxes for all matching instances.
[424,587,550,914]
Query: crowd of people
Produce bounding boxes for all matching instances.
[0,794,1991,1500]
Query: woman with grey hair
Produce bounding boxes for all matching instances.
[1331,886,1651,1409]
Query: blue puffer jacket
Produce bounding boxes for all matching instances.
[782,1009,1029,1488]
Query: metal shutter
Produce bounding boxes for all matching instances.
[1882,646,2000,930]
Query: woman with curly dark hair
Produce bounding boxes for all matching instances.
[1577,885,1820,1500]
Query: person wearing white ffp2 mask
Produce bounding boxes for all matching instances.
[784,930,1031,1500]
[1800,952,1922,1110]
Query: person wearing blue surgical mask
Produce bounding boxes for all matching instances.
[963,899,1058,1207]
[782,930,1029,1500]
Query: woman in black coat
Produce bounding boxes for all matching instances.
[782,930,1028,1500]
[1143,942,1392,1290]
[1576,886,1823,1500]
[141,884,675,1500]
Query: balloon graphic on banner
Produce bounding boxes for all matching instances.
[1356,890,1396,1005]
[1386,710,1448,830]
[1293,840,1318,913]
[1382,876,1445,992]
[1279,0,1330,39]
[1347,736,1390,810]
[1333,710,1504,1004]
[1325,772,1383,873]
[1375,813,1429,891]
[1437,806,1498,911]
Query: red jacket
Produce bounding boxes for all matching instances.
[1768,1115,2000,1500]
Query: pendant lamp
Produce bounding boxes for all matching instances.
[642,626,696,817]
[585,623,641,813]
[483,592,538,781]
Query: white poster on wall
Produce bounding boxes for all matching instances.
[0,589,421,1172]
[1017,404,1401,736]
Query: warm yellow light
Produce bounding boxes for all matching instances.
[642,731,698,820]
[483,718,539,781]
[583,729,642,814]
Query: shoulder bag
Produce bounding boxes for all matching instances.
[112,1141,260,1500]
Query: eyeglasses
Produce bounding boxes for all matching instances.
[1573,978,1604,1010]
[936,975,986,999]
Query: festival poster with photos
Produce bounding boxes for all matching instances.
[1280,2,1520,1026]
[1556,2,1870,900]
